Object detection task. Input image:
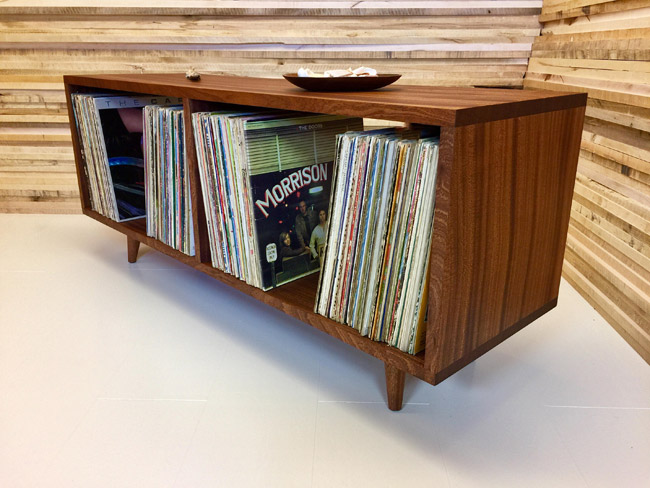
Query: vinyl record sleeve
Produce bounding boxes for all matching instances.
[72,93,181,222]
[244,115,363,290]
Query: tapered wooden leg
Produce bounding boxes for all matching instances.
[384,363,406,411]
[127,236,140,263]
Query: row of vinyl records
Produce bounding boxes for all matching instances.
[72,94,195,256]
[72,93,439,354]
[192,109,363,290]
[316,131,439,354]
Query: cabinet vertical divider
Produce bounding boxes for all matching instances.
[183,98,211,265]
[63,73,587,410]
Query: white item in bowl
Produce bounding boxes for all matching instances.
[297,67,378,78]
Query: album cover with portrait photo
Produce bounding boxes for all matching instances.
[244,114,363,289]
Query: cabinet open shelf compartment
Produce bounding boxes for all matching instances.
[64,73,587,411]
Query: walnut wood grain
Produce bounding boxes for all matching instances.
[65,74,587,407]
[183,98,211,264]
[384,363,406,411]
[433,298,558,384]
[63,73,585,128]
[426,106,586,383]
[127,236,140,263]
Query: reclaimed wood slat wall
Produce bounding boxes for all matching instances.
[0,0,542,213]
[524,0,650,363]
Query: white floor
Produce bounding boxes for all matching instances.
[1,214,649,488]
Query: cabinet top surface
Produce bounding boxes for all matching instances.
[64,73,586,126]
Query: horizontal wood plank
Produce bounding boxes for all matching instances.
[528,0,650,364]
[0,1,543,16]
[540,0,649,21]
[563,257,650,363]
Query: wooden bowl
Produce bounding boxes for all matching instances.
[283,73,401,92]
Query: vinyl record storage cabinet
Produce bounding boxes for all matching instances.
[64,74,587,411]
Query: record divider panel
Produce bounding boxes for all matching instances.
[64,74,587,411]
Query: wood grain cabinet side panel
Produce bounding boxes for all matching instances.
[428,106,585,383]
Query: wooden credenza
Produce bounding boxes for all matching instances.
[64,74,586,410]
